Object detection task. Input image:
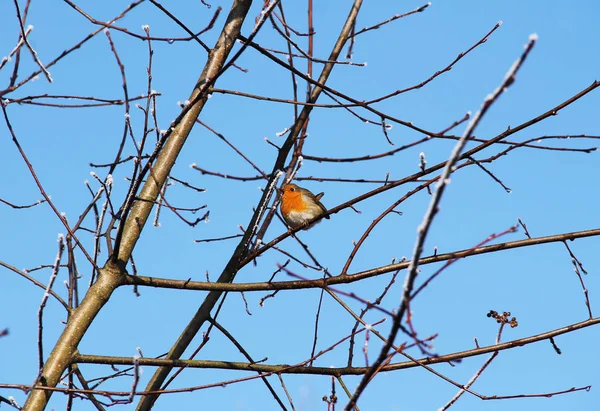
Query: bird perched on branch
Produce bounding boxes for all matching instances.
[280,183,329,230]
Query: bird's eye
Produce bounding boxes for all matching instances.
[290,187,295,192]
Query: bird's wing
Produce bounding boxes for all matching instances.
[321,204,330,219]
[315,194,330,219]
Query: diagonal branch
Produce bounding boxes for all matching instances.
[137,1,365,409]
[346,33,538,410]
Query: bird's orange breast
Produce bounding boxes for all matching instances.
[280,192,308,216]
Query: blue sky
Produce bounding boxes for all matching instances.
[1,1,599,410]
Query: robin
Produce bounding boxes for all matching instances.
[280,183,330,230]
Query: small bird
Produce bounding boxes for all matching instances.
[280,183,330,230]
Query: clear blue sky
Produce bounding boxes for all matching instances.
[1,1,599,410]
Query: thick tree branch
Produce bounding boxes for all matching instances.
[22,2,254,410]
[124,227,600,292]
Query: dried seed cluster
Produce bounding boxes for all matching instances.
[487,310,518,328]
